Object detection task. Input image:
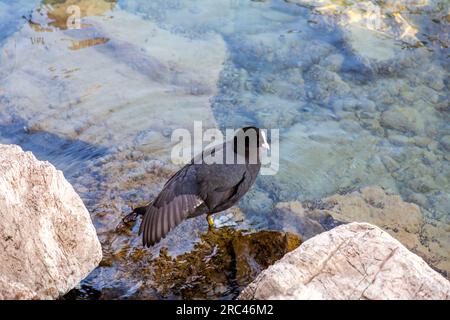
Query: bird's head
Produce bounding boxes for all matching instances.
[233,126,270,161]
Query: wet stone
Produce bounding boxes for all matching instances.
[132,228,300,299]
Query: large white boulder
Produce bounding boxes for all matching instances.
[0,144,102,299]
[239,222,450,300]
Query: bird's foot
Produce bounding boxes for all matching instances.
[116,212,137,233]
[118,205,149,231]
[207,214,215,229]
[122,211,138,225]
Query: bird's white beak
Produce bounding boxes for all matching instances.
[261,131,270,150]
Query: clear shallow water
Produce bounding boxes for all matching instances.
[0,0,448,298]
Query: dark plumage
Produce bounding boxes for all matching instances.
[137,127,269,247]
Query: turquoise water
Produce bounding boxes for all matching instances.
[0,0,448,298]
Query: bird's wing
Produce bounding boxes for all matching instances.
[139,165,205,247]
[139,194,204,247]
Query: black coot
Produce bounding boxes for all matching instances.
[136,126,270,247]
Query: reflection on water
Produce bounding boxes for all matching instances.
[0,0,449,298]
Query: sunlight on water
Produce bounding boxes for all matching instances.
[0,0,448,298]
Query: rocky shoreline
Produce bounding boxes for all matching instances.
[1,144,448,300]
[0,0,448,300]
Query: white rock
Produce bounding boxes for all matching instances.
[0,144,102,299]
[239,222,450,300]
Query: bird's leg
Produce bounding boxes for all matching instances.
[207,214,215,229]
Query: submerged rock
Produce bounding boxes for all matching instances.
[271,201,335,240]
[440,135,450,152]
[152,228,300,299]
[380,106,424,134]
[320,187,450,277]
[0,144,102,299]
[269,186,450,279]
[43,0,117,30]
[262,121,395,202]
[0,4,225,149]
[239,222,450,300]
[88,227,300,300]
